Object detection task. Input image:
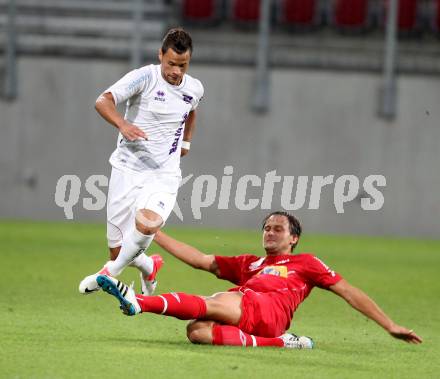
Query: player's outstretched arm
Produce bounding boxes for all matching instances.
[154,230,219,275]
[95,92,146,141]
[329,279,422,344]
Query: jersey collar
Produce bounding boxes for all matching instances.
[156,64,187,90]
[264,254,294,264]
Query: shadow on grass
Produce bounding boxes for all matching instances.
[99,336,376,372]
[101,336,188,347]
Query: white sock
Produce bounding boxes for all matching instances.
[106,228,154,277]
[129,253,154,278]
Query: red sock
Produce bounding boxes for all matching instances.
[135,292,207,320]
[212,325,284,347]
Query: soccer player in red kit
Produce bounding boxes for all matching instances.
[96,211,422,348]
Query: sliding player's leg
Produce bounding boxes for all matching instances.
[135,290,243,324]
[98,276,314,349]
[186,293,314,349]
[97,275,242,324]
[186,320,284,347]
[186,320,312,348]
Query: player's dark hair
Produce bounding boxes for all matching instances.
[161,27,193,55]
[262,211,302,251]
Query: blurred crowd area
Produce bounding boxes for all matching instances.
[179,0,440,37]
[1,0,440,75]
[2,0,440,47]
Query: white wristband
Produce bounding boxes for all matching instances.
[181,141,191,150]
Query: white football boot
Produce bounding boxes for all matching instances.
[78,263,112,294]
[96,275,141,316]
[280,333,314,349]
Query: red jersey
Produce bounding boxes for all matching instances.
[215,253,342,330]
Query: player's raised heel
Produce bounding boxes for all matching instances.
[140,254,164,296]
[280,333,314,349]
[96,275,141,316]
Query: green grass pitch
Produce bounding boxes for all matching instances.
[0,220,439,379]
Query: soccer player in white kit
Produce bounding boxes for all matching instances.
[79,28,204,295]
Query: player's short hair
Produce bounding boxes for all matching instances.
[161,27,193,55]
[262,211,302,251]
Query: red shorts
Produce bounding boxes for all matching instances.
[237,289,291,338]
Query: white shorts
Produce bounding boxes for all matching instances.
[106,167,180,248]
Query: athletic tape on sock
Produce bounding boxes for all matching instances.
[135,211,163,229]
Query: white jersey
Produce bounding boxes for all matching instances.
[104,64,204,176]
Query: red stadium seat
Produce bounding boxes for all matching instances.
[437,0,440,31]
[334,0,369,28]
[232,0,260,22]
[382,0,419,34]
[279,0,316,26]
[182,0,218,22]
[397,0,417,31]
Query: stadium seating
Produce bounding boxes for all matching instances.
[436,0,440,31]
[176,0,437,36]
[1,0,438,74]
[398,0,418,31]
[333,0,371,30]
[277,0,317,27]
[182,0,220,23]
[231,0,260,23]
[380,0,419,34]
[0,0,169,57]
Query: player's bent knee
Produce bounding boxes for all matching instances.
[135,209,163,235]
[186,321,214,345]
[204,292,243,325]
